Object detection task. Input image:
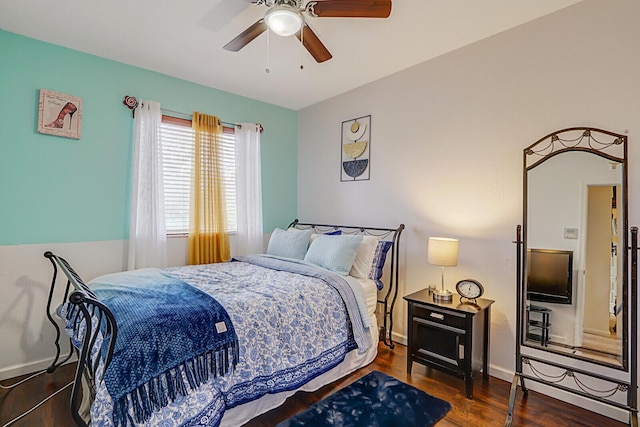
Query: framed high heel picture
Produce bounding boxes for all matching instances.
[37,89,82,139]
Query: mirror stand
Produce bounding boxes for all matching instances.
[506,127,638,426]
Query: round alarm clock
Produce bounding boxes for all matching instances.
[456,279,484,302]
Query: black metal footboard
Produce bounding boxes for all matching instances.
[44,252,117,427]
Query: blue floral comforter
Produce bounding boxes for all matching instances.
[84,255,372,426]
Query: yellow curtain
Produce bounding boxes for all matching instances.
[188,112,231,264]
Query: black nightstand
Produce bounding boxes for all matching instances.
[404,289,494,398]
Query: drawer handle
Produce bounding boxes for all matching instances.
[430,312,445,320]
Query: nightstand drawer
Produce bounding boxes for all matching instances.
[413,303,467,330]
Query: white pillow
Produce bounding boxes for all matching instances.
[350,235,379,279]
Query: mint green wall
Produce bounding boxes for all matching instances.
[0,30,297,245]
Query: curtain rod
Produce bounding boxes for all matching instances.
[122,95,263,133]
[160,108,237,129]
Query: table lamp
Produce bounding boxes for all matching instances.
[428,237,459,302]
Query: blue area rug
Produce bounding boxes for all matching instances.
[277,371,452,427]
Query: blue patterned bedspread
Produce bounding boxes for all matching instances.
[84,255,372,426]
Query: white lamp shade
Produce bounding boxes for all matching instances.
[427,237,459,267]
[265,6,303,37]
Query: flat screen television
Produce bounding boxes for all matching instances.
[526,248,573,304]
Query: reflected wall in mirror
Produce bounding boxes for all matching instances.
[523,128,628,369]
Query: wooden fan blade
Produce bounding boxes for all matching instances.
[307,0,392,18]
[223,19,267,52]
[296,23,332,63]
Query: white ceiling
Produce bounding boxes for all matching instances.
[0,0,582,110]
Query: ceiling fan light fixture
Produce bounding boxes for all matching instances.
[264,5,303,37]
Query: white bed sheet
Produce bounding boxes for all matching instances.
[220,277,379,427]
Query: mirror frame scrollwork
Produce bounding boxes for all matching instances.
[506,127,638,426]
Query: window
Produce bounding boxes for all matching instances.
[160,116,237,234]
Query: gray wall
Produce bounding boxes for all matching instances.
[297,0,640,420]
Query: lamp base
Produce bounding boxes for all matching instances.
[433,289,453,302]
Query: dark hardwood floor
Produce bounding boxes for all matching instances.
[0,343,626,426]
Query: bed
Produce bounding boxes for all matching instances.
[44,220,404,426]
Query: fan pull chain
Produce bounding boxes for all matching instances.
[299,26,304,70]
[265,29,270,74]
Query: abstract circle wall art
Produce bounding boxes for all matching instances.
[341,115,371,181]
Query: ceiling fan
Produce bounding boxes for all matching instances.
[223,0,392,63]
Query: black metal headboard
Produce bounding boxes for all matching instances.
[288,219,405,349]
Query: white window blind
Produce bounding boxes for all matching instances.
[160,117,237,234]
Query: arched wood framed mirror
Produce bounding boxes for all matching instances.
[506,127,637,426]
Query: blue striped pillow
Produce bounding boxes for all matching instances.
[304,234,363,275]
[369,241,393,289]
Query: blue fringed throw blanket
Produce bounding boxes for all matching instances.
[84,268,238,427]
